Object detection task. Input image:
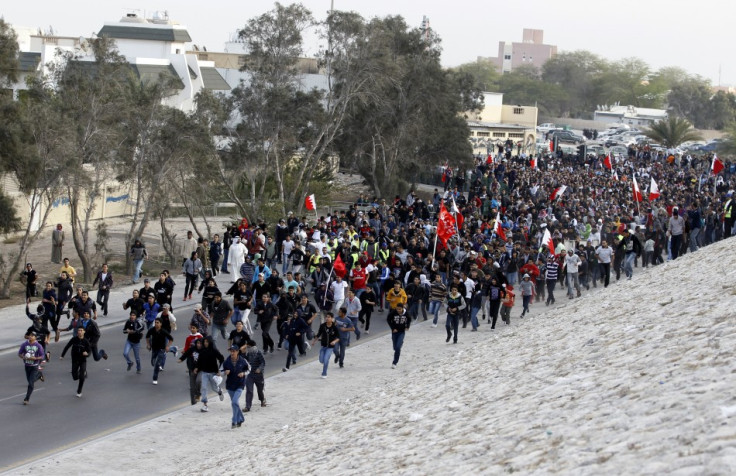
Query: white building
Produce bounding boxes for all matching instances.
[593,105,667,127]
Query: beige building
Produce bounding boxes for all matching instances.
[479,28,557,74]
[467,92,538,155]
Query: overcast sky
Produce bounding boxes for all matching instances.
[3,0,733,86]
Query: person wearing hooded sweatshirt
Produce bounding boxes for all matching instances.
[242,339,266,412]
[178,337,204,405]
[60,326,91,397]
[519,274,534,318]
[193,335,224,412]
[145,318,172,385]
[386,302,410,369]
[280,312,309,372]
[26,301,51,361]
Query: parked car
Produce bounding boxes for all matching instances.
[550,130,585,144]
[537,123,561,134]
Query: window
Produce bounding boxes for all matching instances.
[504,54,511,60]
[513,107,524,114]
[476,131,490,137]
[508,133,524,139]
[493,132,506,138]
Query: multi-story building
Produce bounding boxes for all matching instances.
[479,28,557,74]
[467,92,538,155]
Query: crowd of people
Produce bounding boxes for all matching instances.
[17,147,736,427]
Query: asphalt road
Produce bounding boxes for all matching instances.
[0,295,395,473]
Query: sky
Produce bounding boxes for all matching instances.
[3,0,734,86]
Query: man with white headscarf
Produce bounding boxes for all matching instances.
[228,237,247,283]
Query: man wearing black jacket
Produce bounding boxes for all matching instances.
[311,313,340,378]
[254,294,278,353]
[387,303,411,369]
[619,228,642,280]
[60,326,91,397]
[146,318,173,385]
[242,339,266,411]
[123,311,145,373]
[193,336,224,412]
[281,313,309,372]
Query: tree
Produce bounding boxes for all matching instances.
[716,121,736,158]
[52,38,136,282]
[452,60,500,91]
[666,76,713,129]
[335,15,478,198]
[644,117,703,148]
[542,50,607,117]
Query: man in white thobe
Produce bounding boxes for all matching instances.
[228,237,247,283]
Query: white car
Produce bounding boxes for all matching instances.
[537,123,561,134]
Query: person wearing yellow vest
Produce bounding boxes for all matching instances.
[725,192,735,239]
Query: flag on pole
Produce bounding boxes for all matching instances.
[486,154,493,165]
[612,170,619,181]
[530,156,537,169]
[305,194,316,211]
[712,154,725,175]
[549,140,554,153]
[632,176,643,202]
[541,228,555,257]
[649,177,660,201]
[333,253,347,279]
[436,204,456,245]
[549,185,567,201]
[493,213,506,241]
[604,154,612,170]
[450,196,464,229]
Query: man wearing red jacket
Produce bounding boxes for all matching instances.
[519,258,540,281]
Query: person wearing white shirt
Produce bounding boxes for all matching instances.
[564,250,582,299]
[281,236,295,274]
[330,276,348,312]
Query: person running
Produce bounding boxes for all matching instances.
[223,345,250,429]
[18,332,45,405]
[387,302,410,369]
[80,312,108,362]
[228,320,250,353]
[445,285,465,344]
[545,257,559,305]
[92,263,113,317]
[145,318,173,385]
[595,241,613,288]
[428,274,447,328]
[344,289,362,343]
[60,327,91,397]
[183,251,202,301]
[333,307,355,368]
[358,286,376,335]
[254,293,278,353]
[311,312,340,378]
[123,311,145,373]
[177,337,204,405]
[242,339,267,412]
[193,335,225,412]
[281,312,309,372]
[519,274,534,318]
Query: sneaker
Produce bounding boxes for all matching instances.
[201,405,209,412]
[432,324,437,328]
[482,314,486,320]
[446,336,451,343]
[305,342,311,351]
[356,334,361,341]
[218,391,224,401]
[182,296,188,301]
[127,362,133,371]
[76,393,82,398]
[152,380,158,385]
[237,422,242,428]
[231,423,236,429]
[391,364,396,369]
[321,375,327,379]
[23,400,28,405]
[243,407,250,412]
[39,373,45,382]
[365,330,370,335]
[102,351,109,360]
[282,367,288,372]
[334,356,338,364]
[261,400,267,407]
[136,369,142,374]
[158,366,164,372]
[339,363,344,368]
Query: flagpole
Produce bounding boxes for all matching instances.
[322,266,334,307]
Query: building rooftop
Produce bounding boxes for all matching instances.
[467,121,529,130]
[98,24,192,43]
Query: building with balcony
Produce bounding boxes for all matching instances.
[479,28,557,74]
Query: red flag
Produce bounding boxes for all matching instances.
[494,212,506,241]
[549,140,554,153]
[441,170,446,183]
[437,204,456,245]
[712,154,725,175]
[549,185,567,201]
[541,228,555,257]
[486,154,493,165]
[649,177,660,201]
[604,154,612,170]
[305,194,316,211]
[632,176,643,202]
[530,156,537,169]
[333,253,347,279]
[451,197,464,229]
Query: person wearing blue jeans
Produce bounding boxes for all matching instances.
[333,309,354,368]
[344,290,362,344]
[123,312,144,372]
[145,318,173,385]
[223,345,249,428]
[312,312,340,378]
[387,303,410,368]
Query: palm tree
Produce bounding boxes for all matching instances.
[644,117,703,148]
